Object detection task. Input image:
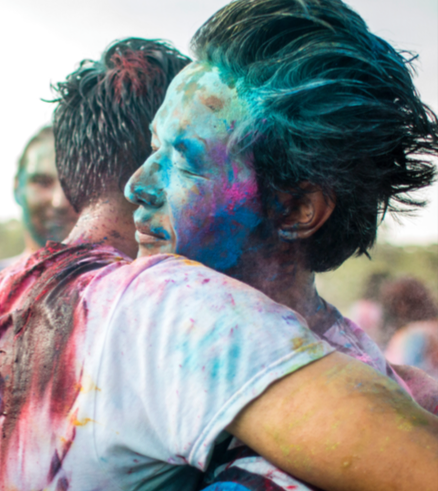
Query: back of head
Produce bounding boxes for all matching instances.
[52,38,191,212]
[192,0,438,272]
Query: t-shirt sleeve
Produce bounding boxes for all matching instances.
[94,255,334,471]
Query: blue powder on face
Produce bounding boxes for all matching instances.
[181,206,263,272]
[152,226,171,241]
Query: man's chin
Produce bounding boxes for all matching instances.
[137,242,174,258]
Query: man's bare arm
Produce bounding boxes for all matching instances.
[227,352,438,491]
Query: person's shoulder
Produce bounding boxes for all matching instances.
[91,252,307,333]
[107,253,230,292]
[126,253,269,294]
[116,253,286,312]
[127,253,219,277]
[0,242,131,311]
[89,252,175,289]
[107,254,315,347]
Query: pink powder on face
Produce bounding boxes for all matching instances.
[225,181,258,211]
[224,161,259,212]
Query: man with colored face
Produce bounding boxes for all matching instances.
[132,65,264,271]
[125,0,438,489]
[129,63,277,273]
[0,127,78,270]
[0,33,438,491]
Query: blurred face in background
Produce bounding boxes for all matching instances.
[14,133,79,249]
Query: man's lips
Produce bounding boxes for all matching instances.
[134,224,168,245]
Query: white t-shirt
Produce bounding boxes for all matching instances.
[0,246,334,490]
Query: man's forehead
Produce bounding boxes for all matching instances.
[170,63,235,107]
[154,63,246,133]
[24,139,56,176]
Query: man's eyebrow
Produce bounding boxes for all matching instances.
[174,134,207,152]
[28,172,54,180]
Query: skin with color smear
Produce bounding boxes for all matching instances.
[126,63,269,273]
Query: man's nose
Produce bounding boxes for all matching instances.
[125,159,165,209]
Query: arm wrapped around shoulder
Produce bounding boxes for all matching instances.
[228,352,438,491]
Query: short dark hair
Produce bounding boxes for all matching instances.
[17,126,54,178]
[52,38,191,212]
[191,0,438,272]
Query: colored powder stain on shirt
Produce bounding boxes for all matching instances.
[0,242,128,485]
[79,376,101,394]
[0,247,335,489]
[72,417,95,427]
[300,342,328,359]
[182,258,201,267]
[292,338,305,351]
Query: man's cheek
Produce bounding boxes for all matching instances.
[25,186,49,208]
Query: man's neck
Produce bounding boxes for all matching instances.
[227,245,338,334]
[65,193,138,259]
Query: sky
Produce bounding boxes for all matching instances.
[1,0,437,245]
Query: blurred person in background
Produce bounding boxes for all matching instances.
[0,126,79,270]
[384,277,438,379]
[349,272,390,348]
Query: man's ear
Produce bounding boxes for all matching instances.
[276,183,335,241]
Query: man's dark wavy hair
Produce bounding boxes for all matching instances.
[191,0,438,272]
[52,38,191,212]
